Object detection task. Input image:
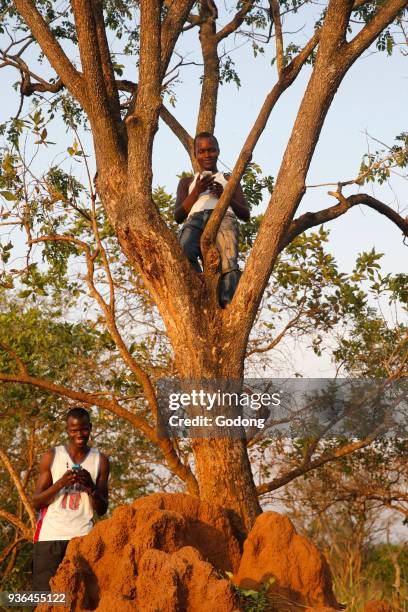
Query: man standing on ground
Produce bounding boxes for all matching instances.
[175,132,250,306]
[32,407,109,591]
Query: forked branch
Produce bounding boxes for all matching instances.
[12,0,85,102]
[257,422,388,496]
[280,192,408,251]
[0,510,32,540]
[216,0,256,42]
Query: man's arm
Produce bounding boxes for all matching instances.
[218,174,250,221]
[229,182,250,222]
[76,453,110,517]
[174,175,214,224]
[32,450,77,512]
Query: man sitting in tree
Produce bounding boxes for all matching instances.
[32,407,109,591]
[175,132,250,306]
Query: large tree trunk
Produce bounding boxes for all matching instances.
[175,346,262,533]
[192,438,261,532]
[94,176,262,529]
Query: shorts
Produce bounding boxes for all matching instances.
[33,540,69,591]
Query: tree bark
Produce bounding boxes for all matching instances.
[192,437,261,532]
[173,337,262,533]
[197,20,219,134]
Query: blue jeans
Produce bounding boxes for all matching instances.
[178,210,241,306]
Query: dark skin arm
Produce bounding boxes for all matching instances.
[210,175,250,222]
[74,453,109,516]
[174,174,250,223]
[32,449,77,511]
[32,450,110,517]
[174,175,213,223]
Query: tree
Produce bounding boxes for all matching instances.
[0,0,408,531]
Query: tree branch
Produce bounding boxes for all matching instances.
[0,370,198,495]
[183,12,206,32]
[326,476,408,518]
[12,0,85,102]
[71,0,124,156]
[90,0,122,123]
[280,192,408,251]
[0,341,28,376]
[0,449,36,530]
[216,0,256,42]
[159,105,194,158]
[125,0,164,195]
[269,0,284,76]
[317,0,355,53]
[160,0,196,79]
[116,78,194,156]
[0,537,25,565]
[347,0,408,60]
[246,312,302,357]
[257,423,388,496]
[196,6,219,134]
[0,53,64,95]
[0,509,32,540]
[134,0,161,114]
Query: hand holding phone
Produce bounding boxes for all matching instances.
[195,171,214,195]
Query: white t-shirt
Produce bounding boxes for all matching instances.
[34,445,100,542]
[187,172,234,217]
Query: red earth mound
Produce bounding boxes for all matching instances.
[234,512,343,611]
[37,493,343,611]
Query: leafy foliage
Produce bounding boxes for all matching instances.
[227,573,276,612]
[357,132,408,186]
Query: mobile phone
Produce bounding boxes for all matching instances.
[72,464,81,472]
[201,171,213,179]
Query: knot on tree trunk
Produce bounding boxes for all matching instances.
[205,245,221,273]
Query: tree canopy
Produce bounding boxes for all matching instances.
[0,0,407,530]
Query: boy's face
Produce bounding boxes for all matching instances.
[194,136,219,172]
[66,416,92,449]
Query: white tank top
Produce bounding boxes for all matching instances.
[34,445,100,542]
[188,172,234,217]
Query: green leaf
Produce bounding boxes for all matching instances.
[0,191,17,201]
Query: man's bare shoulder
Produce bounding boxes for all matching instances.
[98,451,110,469]
[39,448,55,469]
[177,175,194,187]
